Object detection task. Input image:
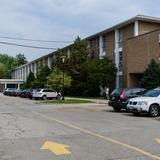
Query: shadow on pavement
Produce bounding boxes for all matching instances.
[103,108,160,119]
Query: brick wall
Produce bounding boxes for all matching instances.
[105,31,115,62]
[126,29,160,87]
[139,21,160,35]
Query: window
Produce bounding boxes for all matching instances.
[102,36,106,53]
[111,88,122,96]
[132,88,144,94]
[67,49,71,59]
[124,89,133,96]
[87,41,90,49]
[125,88,140,96]
[119,51,122,71]
[99,36,106,59]
[119,75,123,88]
[97,37,100,55]
[89,40,94,48]
[118,30,122,48]
[144,90,160,97]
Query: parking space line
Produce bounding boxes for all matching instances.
[32,111,160,160]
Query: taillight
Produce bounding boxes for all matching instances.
[120,89,125,100]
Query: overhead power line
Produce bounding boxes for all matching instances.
[0,36,73,43]
[0,41,58,50]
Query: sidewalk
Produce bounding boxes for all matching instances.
[66,97,108,104]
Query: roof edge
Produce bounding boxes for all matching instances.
[86,15,160,40]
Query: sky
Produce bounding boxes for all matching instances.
[0,0,160,61]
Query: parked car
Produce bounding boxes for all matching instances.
[28,89,40,99]
[108,88,146,112]
[11,89,22,97]
[3,88,17,96]
[3,88,11,95]
[19,89,35,98]
[127,88,160,117]
[32,89,61,100]
[19,90,28,98]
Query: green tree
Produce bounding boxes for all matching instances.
[33,66,51,88]
[139,59,160,89]
[50,37,116,97]
[48,67,72,91]
[0,54,17,78]
[16,53,28,66]
[86,57,117,96]
[67,37,89,96]
[0,63,7,79]
[24,71,35,88]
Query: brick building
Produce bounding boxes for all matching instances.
[11,15,160,89]
[86,15,160,88]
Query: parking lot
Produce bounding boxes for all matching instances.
[0,94,160,160]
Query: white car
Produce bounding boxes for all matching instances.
[127,89,160,117]
[32,89,61,100]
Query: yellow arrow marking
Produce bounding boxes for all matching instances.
[155,138,160,144]
[41,141,71,156]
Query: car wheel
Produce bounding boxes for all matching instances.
[149,105,160,117]
[113,107,121,112]
[56,94,61,100]
[42,95,47,100]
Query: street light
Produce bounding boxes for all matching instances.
[61,56,66,100]
[46,76,49,98]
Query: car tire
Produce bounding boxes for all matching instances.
[149,105,160,117]
[56,94,61,100]
[42,95,47,100]
[113,107,121,112]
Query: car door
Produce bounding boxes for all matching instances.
[50,89,57,98]
[47,89,57,98]
[42,89,47,97]
[45,89,51,98]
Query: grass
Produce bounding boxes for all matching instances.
[43,99,93,104]
[66,96,107,100]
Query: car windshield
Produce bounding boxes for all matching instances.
[143,89,160,97]
[111,88,122,95]
[36,89,41,92]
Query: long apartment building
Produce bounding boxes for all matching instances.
[12,15,160,88]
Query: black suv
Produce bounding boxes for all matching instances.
[108,88,146,112]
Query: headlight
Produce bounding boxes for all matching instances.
[137,101,147,105]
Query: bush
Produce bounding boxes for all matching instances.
[139,59,160,89]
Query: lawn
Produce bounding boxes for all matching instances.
[43,99,94,104]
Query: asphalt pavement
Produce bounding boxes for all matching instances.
[0,94,160,160]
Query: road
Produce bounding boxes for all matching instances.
[0,94,160,160]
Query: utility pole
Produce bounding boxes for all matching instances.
[61,56,66,100]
